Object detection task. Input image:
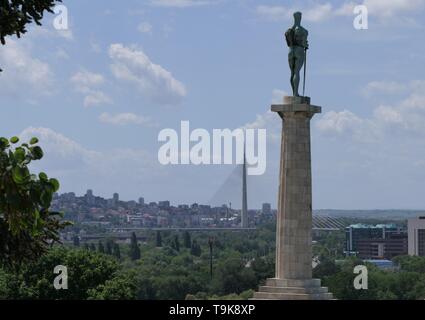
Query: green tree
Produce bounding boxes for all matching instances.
[393,255,425,273]
[251,256,274,282]
[98,241,105,254]
[171,235,180,252]
[112,243,121,260]
[0,136,70,269]
[129,232,141,261]
[105,239,113,255]
[87,272,137,300]
[313,257,340,280]
[156,230,162,247]
[190,240,202,257]
[0,268,28,299]
[18,247,120,299]
[73,235,80,247]
[183,231,191,249]
[89,243,96,252]
[212,257,257,295]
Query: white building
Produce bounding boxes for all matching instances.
[408,217,425,256]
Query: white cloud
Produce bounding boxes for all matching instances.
[336,0,425,20]
[304,3,333,22]
[70,70,112,107]
[243,110,281,143]
[316,80,425,139]
[71,70,105,88]
[362,0,425,18]
[150,0,217,8]
[25,26,74,42]
[109,43,186,105]
[56,29,74,41]
[138,22,153,34]
[256,5,290,21]
[271,89,287,104]
[256,3,333,22]
[363,81,407,96]
[316,110,363,134]
[55,48,70,59]
[90,40,102,53]
[239,90,290,143]
[19,127,98,175]
[99,112,155,126]
[83,91,112,107]
[19,127,161,195]
[257,1,425,23]
[0,39,53,97]
[334,2,357,16]
[374,105,403,124]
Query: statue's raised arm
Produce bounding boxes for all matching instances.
[285,12,309,97]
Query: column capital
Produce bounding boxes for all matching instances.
[271,96,321,119]
[271,104,322,119]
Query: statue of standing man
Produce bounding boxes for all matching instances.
[285,12,309,97]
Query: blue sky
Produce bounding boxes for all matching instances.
[1,0,425,209]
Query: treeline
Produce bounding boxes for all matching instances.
[0,227,275,300]
[315,256,425,300]
[3,223,425,300]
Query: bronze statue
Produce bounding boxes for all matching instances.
[285,12,309,97]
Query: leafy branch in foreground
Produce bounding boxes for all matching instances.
[0,136,71,270]
[0,0,63,72]
[0,0,62,45]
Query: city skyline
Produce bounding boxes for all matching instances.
[1,0,425,209]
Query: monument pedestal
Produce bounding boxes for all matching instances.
[253,279,332,300]
[252,96,333,300]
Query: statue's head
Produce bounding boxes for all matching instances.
[293,11,302,24]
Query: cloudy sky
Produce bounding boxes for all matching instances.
[1,0,425,210]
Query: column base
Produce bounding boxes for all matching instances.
[283,96,311,105]
[251,278,333,300]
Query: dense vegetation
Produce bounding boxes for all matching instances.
[316,256,425,300]
[0,226,275,300]
[2,224,425,300]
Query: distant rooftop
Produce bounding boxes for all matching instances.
[347,223,398,229]
[364,260,396,270]
[364,259,393,263]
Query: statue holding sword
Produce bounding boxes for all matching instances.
[285,12,309,97]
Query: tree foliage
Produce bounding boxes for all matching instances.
[171,235,180,252]
[0,0,62,45]
[156,230,162,247]
[87,272,137,300]
[0,136,70,269]
[105,239,113,255]
[129,232,140,261]
[0,247,122,299]
[112,243,121,260]
[183,231,191,249]
[317,256,425,300]
[190,240,202,257]
[98,241,105,254]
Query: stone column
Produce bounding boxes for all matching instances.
[253,96,333,300]
[275,96,318,280]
